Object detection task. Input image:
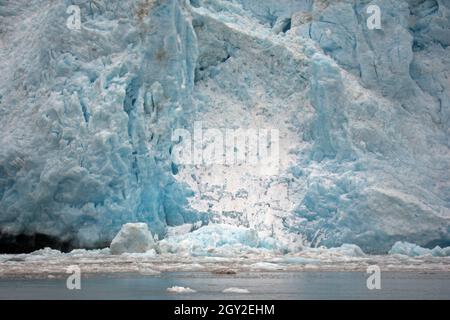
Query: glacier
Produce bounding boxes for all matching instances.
[0,0,449,255]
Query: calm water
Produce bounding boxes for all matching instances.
[0,272,449,300]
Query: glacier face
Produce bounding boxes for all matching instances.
[0,0,449,253]
[0,0,204,248]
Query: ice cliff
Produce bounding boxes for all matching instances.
[0,0,449,253]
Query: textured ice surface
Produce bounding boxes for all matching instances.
[1,244,450,277]
[0,0,449,254]
[110,223,155,254]
[159,224,269,256]
[389,241,450,257]
[167,286,197,293]
[0,0,203,248]
[160,223,309,257]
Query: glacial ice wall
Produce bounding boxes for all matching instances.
[0,0,204,248]
[0,0,449,253]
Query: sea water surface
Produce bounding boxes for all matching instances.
[1,272,449,300]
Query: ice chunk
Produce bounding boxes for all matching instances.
[110,223,155,255]
[69,248,111,256]
[137,264,161,276]
[159,224,261,255]
[167,286,197,294]
[22,247,63,262]
[389,242,450,257]
[158,223,303,256]
[222,287,250,294]
[250,262,286,271]
[30,247,62,256]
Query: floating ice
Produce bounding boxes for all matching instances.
[389,242,450,257]
[250,262,286,271]
[222,287,250,294]
[167,286,197,294]
[110,223,155,255]
[137,264,161,276]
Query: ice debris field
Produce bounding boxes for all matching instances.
[0,0,450,273]
[1,223,450,277]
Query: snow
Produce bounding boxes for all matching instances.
[167,286,197,294]
[0,0,449,255]
[110,223,155,255]
[222,287,250,294]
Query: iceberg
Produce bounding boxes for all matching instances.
[167,286,197,294]
[110,223,155,255]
